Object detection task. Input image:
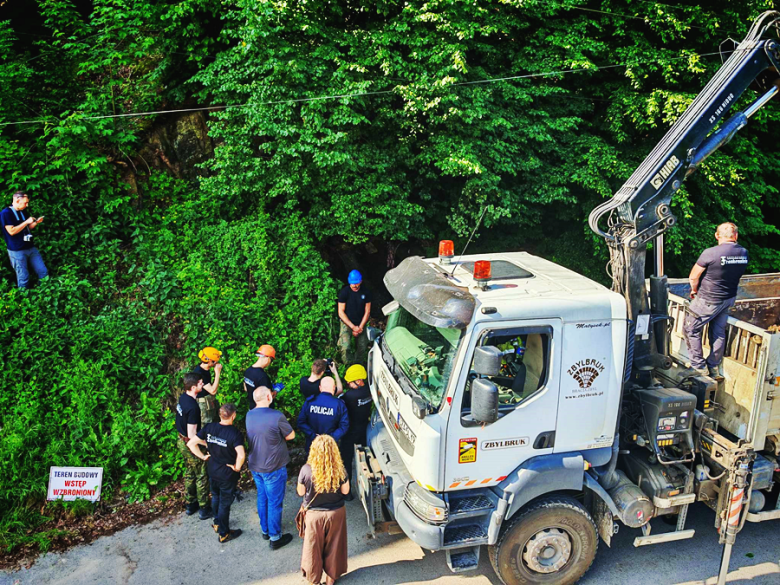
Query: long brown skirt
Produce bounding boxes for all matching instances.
[301,506,348,584]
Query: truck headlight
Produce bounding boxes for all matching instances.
[404,482,448,524]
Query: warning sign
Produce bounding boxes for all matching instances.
[47,467,104,502]
[458,438,477,464]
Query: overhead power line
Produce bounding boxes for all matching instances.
[0,49,737,128]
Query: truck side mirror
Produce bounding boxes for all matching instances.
[367,326,382,343]
[471,378,499,424]
[472,345,502,376]
[411,397,428,419]
[382,300,399,316]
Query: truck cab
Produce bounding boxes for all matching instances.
[358,251,628,579]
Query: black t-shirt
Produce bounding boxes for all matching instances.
[337,285,372,327]
[0,207,34,251]
[175,394,201,437]
[244,366,271,411]
[191,366,212,400]
[341,385,373,439]
[298,463,346,511]
[197,422,244,484]
[299,376,321,399]
[696,242,749,301]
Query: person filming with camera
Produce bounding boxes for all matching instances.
[1,191,48,289]
[300,359,343,399]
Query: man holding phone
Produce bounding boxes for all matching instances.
[1,191,48,289]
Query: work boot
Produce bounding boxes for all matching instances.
[185,502,200,516]
[199,506,213,520]
[212,523,219,534]
[708,365,723,379]
[219,529,243,543]
[269,533,293,550]
[679,366,708,379]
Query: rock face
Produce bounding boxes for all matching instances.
[138,111,214,181]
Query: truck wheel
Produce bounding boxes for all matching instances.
[489,496,597,585]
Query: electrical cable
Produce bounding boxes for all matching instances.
[0,50,736,128]
[535,0,741,35]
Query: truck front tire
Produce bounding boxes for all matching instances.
[489,496,598,585]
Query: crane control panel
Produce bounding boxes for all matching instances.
[635,387,697,454]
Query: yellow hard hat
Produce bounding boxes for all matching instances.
[199,347,222,363]
[344,364,368,383]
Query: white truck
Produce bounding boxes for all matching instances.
[355,11,780,585]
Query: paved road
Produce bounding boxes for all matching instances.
[2,484,778,585]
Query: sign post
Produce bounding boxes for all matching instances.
[47,467,104,502]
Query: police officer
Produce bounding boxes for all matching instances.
[192,347,223,424]
[339,365,373,500]
[297,376,349,454]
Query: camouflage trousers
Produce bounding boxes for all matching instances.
[177,438,209,507]
[198,394,219,424]
[338,321,369,366]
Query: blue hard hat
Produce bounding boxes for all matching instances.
[348,270,363,284]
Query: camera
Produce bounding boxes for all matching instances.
[326,358,334,368]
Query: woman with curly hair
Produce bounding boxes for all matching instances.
[297,434,350,585]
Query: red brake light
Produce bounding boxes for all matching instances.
[473,260,492,281]
[438,240,454,258]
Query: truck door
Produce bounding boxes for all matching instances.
[445,320,562,490]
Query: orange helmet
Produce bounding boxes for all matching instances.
[199,347,222,363]
[256,344,276,359]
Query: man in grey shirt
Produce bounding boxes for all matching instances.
[683,222,749,378]
[246,386,295,550]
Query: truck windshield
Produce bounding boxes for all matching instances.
[384,305,464,409]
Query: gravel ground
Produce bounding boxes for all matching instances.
[2,483,778,585]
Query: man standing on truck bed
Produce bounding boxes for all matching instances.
[683,222,749,378]
[337,270,372,365]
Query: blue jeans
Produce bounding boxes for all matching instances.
[8,248,48,288]
[210,476,237,537]
[251,467,287,540]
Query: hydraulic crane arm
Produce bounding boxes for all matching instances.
[588,11,780,381]
[590,11,780,249]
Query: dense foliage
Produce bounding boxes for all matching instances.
[1,0,778,552]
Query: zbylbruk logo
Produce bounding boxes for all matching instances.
[567,359,605,389]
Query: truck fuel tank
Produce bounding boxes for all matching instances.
[606,470,655,528]
[620,450,689,513]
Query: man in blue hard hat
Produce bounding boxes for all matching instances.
[337,269,372,365]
